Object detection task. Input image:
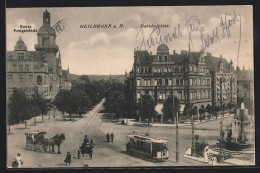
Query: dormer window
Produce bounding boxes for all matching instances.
[220,63,223,72]
[164,56,168,61]
[17,53,24,59]
[159,56,162,62]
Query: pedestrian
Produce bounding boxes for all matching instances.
[203,147,209,163]
[84,135,89,144]
[106,133,110,142]
[77,146,81,159]
[111,133,114,142]
[14,153,23,168]
[64,152,71,166]
[211,155,217,166]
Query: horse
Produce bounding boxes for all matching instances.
[47,133,65,154]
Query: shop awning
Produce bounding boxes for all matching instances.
[180,104,185,113]
[155,103,163,115]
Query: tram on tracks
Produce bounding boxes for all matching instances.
[126,134,169,161]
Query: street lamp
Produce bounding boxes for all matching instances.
[219,120,224,163]
[191,116,195,156]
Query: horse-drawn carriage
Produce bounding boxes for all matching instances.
[25,131,65,154]
[25,131,48,152]
[78,140,95,159]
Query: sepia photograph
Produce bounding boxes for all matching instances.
[6,6,254,168]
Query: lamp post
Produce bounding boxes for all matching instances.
[191,116,195,156]
[219,120,224,163]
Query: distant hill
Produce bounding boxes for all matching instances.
[70,74,126,82]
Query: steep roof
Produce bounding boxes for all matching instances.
[135,51,154,65]
[237,70,254,81]
[62,70,70,80]
[204,55,229,72]
[134,50,202,66]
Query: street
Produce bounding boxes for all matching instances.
[7,99,234,168]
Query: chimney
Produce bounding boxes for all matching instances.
[220,54,222,58]
[150,52,152,55]
[173,50,176,54]
[243,66,245,71]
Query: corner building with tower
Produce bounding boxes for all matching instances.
[6,10,71,100]
[125,44,237,112]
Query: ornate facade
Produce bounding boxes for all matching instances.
[6,10,71,100]
[126,44,237,111]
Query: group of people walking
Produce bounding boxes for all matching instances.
[106,133,114,142]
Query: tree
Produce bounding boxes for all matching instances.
[31,88,49,122]
[79,74,90,83]
[205,104,213,119]
[138,94,156,125]
[8,88,31,128]
[199,105,205,121]
[162,95,180,123]
[54,89,73,120]
[104,91,125,121]
[70,88,92,117]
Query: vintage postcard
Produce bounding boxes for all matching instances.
[6,6,254,168]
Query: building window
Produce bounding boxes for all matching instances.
[37,75,42,85]
[25,65,29,71]
[12,65,17,71]
[154,79,158,86]
[148,79,151,86]
[169,79,172,86]
[177,91,182,100]
[168,67,172,72]
[190,78,193,86]
[180,79,183,86]
[19,65,23,71]
[17,53,24,59]
[19,75,23,82]
[137,67,140,73]
[165,79,168,86]
[217,84,220,91]
[190,92,193,100]
[198,91,201,99]
[190,65,193,72]
[159,92,163,100]
[137,92,141,100]
[164,56,168,61]
[207,79,210,86]
[233,84,236,90]
[44,75,47,84]
[217,94,220,101]
[158,79,162,86]
[158,67,161,72]
[159,56,162,62]
[42,37,50,46]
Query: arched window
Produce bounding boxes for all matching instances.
[37,75,42,85]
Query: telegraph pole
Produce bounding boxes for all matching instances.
[173,85,179,162]
[176,110,179,162]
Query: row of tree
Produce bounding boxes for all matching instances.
[53,89,92,120]
[7,88,49,133]
[104,89,237,124]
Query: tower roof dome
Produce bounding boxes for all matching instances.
[157,44,169,54]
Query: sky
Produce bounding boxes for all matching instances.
[6,6,253,75]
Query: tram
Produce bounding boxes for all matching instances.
[126,134,169,160]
